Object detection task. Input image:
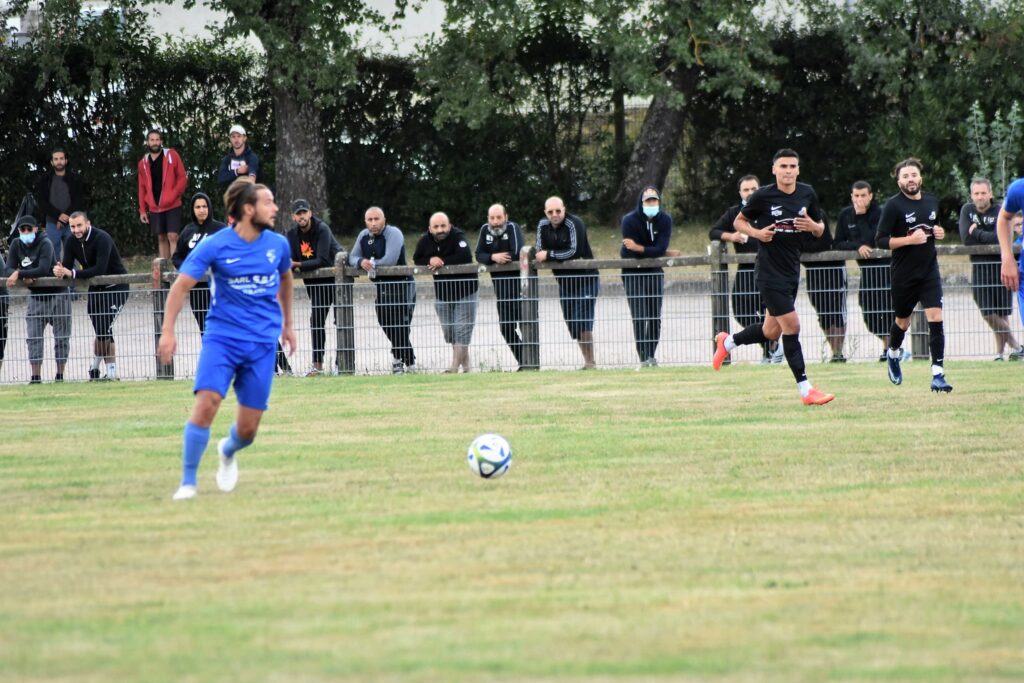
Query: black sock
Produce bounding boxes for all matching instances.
[733,323,768,347]
[928,321,945,369]
[888,323,906,352]
[782,333,807,383]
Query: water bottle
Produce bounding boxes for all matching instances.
[368,257,377,279]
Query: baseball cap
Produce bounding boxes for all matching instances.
[16,215,38,230]
[229,124,247,136]
[291,199,311,213]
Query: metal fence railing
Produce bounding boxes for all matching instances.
[0,244,1019,383]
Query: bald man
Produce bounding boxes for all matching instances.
[536,196,599,369]
[475,203,526,369]
[349,207,417,373]
[414,212,478,372]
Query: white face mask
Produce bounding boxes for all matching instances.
[19,232,36,245]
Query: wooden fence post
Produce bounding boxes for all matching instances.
[519,245,540,370]
[152,258,173,379]
[334,250,356,375]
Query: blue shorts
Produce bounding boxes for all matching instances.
[194,335,277,411]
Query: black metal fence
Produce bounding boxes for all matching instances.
[0,244,1019,384]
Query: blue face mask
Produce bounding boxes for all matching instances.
[19,232,36,245]
[643,205,659,218]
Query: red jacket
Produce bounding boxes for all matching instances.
[137,148,188,215]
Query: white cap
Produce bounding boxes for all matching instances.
[229,124,246,136]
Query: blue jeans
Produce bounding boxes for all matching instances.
[45,221,71,259]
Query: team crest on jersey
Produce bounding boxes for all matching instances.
[459,241,467,248]
[266,248,276,263]
[928,211,936,220]
[485,234,493,243]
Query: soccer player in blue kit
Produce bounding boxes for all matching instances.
[158,179,296,500]
[997,177,1024,320]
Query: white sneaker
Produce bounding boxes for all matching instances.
[172,484,197,500]
[215,438,239,492]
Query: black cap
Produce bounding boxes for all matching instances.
[291,199,311,213]
[16,215,38,229]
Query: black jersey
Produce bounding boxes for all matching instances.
[740,182,823,285]
[875,192,940,278]
[958,201,1001,264]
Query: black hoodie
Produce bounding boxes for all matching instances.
[4,232,62,294]
[173,192,227,271]
[620,186,673,272]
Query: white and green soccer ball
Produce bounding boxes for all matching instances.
[467,433,512,479]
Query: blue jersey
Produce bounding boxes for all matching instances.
[1004,178,1024,214]
[180,227,291,344]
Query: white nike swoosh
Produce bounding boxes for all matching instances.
[226,258,241,264]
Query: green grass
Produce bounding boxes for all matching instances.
[1,364,1022,682]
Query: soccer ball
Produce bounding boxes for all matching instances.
[467,433,512,479]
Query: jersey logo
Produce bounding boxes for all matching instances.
[226,257,241,264]
[485,234,493,243]
[459,241,467,248]
[928,211,936,220]
[21,256,31,267]
[300,241,314,258]
[904,213,916,223]
[770,205,783,217]
[266,249,277,263]
[189,234,202,249]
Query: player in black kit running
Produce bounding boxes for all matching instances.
[875,157,953,393]
[712,149,835,406]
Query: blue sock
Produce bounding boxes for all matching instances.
[181,422,211,487]
[221,423,253,459]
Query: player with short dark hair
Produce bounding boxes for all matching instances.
[159,179,296,500]
[875,158,952,392]
[712,149,835,405]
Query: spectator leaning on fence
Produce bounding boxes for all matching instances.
[35,147,87,259]
[712,148,835,406]
[536,196,599,370]
[172,192,226,334]
[4,215,71,384]
[137,129,188,261]
[708,175,778,363]
[620,185,673,368]
[958,178,1023,361]
[802,212,849,363]
[350,207,417,374]
[414,212,478,373]
[53,211,129,381]
[875,157,952,393]
[217,124,262,190]
[159,179,295,501]
[996,178,1024,319]
[286,198,342,377]
[834,181,898,361]
[475,204,526,370]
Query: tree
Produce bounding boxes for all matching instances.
[176,0,411,228]
[950,101,1022,201]
[421,0,615,213]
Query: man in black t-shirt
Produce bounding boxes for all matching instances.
[711,149,835,406]
[875,157,952,392]
[708,174,779,363]
[958,178,1023,361]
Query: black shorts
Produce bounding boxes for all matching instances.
[892,263,943,318]
[87,284,130,340]
[758,280,798,317]
[149,206,182,236]
[971,261,1013,316]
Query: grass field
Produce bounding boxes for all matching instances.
[2,364,1022,682]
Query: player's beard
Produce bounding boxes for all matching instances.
[900,180,921,196]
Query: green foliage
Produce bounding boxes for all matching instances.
[951,101,1023,200]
